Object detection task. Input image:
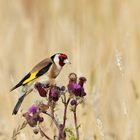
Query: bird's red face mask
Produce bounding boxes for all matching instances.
[59,54,71,66]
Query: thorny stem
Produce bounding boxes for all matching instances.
[73,105,79,140]
[39,126,52,140]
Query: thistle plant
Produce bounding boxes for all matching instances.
[12,73,87,140]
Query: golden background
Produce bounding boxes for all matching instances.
[0,0,140,139]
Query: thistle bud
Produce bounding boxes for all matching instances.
[39,117,44,123]
[33,128,39,134]
[70,99,77,106]
[68,73,77,82]
[60,86,66,91]
[35,83,47,97]
[79,77,87,87]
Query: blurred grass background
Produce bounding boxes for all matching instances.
[0,0,140,139]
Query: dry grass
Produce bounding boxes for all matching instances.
[0,0,140,139]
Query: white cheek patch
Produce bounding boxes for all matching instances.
[54,54,59,63]
[54,54,61,69]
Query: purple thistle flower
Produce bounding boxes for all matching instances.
[68,82,86,97]
[35,83,48,97]
[28,105,39,114]
[73,84,81,96]
[23,104,44,127]
[67,82,75,93]
[68,73,87,97]
[49,86,60,102]
[23,112,38,127]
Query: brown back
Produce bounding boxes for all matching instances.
[31,58,52,73]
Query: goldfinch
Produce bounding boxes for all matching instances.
[10,53,70,115]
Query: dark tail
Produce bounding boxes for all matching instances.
[10,83,22,92]
[12,94,26,115]
[10,73,31,92]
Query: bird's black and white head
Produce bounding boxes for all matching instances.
[51,53,71,67]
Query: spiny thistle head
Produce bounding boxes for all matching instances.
[23,104,44,127]
[35,83,48,97]
[67,73,87,97]
[49,86,60,102]
[28,105,39,114]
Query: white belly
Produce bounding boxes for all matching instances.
[37,74,50,85]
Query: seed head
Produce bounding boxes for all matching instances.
[69,73,77,82]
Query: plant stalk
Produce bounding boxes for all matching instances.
[73,105,79,140]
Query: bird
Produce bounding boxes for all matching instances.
[10,53,71,115]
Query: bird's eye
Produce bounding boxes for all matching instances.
[59,56,65,62]
[59,54,67,62]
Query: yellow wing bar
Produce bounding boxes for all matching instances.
[22,71,38,85]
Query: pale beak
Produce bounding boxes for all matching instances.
[64,59,71,64]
